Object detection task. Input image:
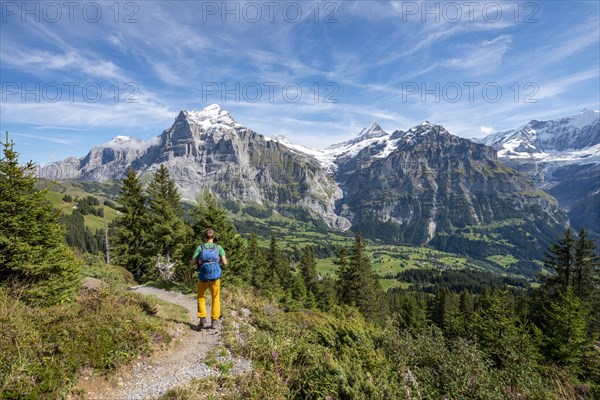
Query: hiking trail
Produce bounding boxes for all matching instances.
[75,285,250,400]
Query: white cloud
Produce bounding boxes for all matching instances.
[480,126,494,135]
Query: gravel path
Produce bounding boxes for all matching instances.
[79,286,224,400]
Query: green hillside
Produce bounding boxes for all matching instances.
[41,178,532,289]
[39,179,121,230]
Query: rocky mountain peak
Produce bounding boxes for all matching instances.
[357,121,387,140]
[179,104,239,129]
[397,121,448,140]
[480,108,599,158]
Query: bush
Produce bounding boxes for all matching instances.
[0,286,170,398]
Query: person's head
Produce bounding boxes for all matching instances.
[204,228,215,241]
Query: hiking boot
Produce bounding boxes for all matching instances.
[198,317,208,330]
[210,319,221,330]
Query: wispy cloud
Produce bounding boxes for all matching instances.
[0,0,598,164]
[444,35,512,72]
[9,131,79,145]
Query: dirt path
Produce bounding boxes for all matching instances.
[77,286,239,400]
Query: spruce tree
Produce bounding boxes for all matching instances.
[573,229,599,301]
[112,168,150,281]
[337,233,384,322]
[392,294,427,335]
[289,273,308,305]
[429,288,453,331]
[268,233,290,292]
[146,164,192,277]
[0,133,81,305]
[468,290,540,373]
[543,228,576,291]
[299,246,319,296]
[318,274,338,311]
[335,246,352,305]
[542,288,589,370]
[248,232,269,292]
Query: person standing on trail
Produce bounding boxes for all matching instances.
[190,228,227,330]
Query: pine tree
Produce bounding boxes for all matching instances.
[543,228,576,292]
[573,229,599,301]
[299,246,319,296]
[112,168,151,281]
[337,233,384,322]
[247,233,266,289]
[0,133,81,305]
[146,165,192,278]
[459,289,474,315]
[268,233,290,292]
[391,294,427,335]
[192,193,249,286]
[429,288,453,331]
[535,228,600,336]
[542,288,589,370]
[335,246,352,305]
[574,229,600,337]
[318,275,338,311]
[468,290,540,372]
[290,273,308,304]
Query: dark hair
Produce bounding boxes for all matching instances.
[204,228,215,240]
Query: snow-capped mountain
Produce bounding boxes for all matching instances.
[51,104,350,229]
[46,104,571,274]
[479,108,599,164]
[476,108,599,238]
[268,121,394,171]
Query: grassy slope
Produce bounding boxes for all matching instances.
[40,179,121,231]
[1,255,189,399]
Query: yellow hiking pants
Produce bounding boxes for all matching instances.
[197,279,220,320]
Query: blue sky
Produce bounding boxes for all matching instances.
[1,0,599,165]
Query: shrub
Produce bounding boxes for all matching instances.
[0,286,170,398]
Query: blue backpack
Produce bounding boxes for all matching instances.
[197,244,222,281]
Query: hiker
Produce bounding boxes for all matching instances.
[190,228,227,330]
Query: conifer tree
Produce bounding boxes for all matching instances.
[459,289,474,315]
[337,233,384,322]
[542,288,589,370]
[468,290,540,372]
[112,168,150,281]
[573,229,599,301]
[268,233,290,292]
[247,233,265,287]
[318,274,338,311]
[299,246,319,296]
[290,273,308,304]
[335,246,351,304]
[146,165,192,275]
[392,294,427,334]
[0,133,81,305]
[574,229,600,336]
[429,288,453,331]
[543,228,576,292]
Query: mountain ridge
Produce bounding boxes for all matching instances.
[44,104,582,274]
[474,108,599,239]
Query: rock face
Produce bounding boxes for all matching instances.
[49,104,573,272]
[329,123,567,268]
[58,104,350,230]
[478,108,600,239]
